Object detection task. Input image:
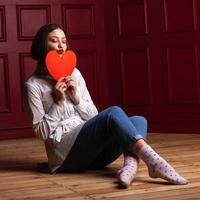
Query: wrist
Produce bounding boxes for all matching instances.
[72,95,80,105]
[56,99,64,107]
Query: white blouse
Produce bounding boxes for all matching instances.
[24,68,98,172]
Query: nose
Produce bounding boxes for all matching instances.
[58,40,63,49]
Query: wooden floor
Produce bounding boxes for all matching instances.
[0,133,200,200]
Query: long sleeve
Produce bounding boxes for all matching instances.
[73,69,98,120]
[24,82,63,141]
[23,73,95,173]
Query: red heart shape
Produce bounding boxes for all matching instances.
[45,50,77,81]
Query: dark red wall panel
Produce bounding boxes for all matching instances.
[0,0,109,139]
[1,0,200,139]
[106,0,200,133]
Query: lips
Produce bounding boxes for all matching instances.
[57,49,64,55]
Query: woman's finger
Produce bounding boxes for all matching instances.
[66,81,76,88]
[55,82,67,90]
[66,76,76,83]
[65,76,72,81]
[56,81,66,87]
[58,76,66,82]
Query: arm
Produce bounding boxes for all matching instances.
[23,82,64,141]
[72,69,98,120]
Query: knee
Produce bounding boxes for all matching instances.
[130,116,148,139]
[108,106,124,116]
[131,116,147,126]
[140,117,148,137]
[103,106,126,124]
[139,116,148,127]
[138,116,148,139]
[139,116,148,139]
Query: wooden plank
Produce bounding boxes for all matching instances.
[0,133,199,200]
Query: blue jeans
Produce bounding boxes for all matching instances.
[58,106,148,172]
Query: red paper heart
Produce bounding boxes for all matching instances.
[45,50,77,81]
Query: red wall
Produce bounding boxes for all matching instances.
[0,0,200,139]
[106,0,200,133]
[0,0,109,139]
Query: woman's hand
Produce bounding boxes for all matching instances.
[54,77,67,106]
[65,76,80,105]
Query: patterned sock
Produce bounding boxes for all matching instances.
[117,155,139,187]
[138,144,188,185]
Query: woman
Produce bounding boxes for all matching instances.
[24,23,188,188]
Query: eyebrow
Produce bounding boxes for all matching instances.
[49,36,66,39]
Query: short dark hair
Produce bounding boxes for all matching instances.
[31,23,69,61]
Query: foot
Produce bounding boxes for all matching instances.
[138,145,188,185]
[117,155,138,187]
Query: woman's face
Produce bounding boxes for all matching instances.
[47,28,67,57]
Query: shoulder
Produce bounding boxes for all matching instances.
[24,75,41,96]
[72,68,85,83]
[72,68,82,77]
[24,74,52,96]
[26,73,54,86]
[25,74,43,88]
[25,75,39,88]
